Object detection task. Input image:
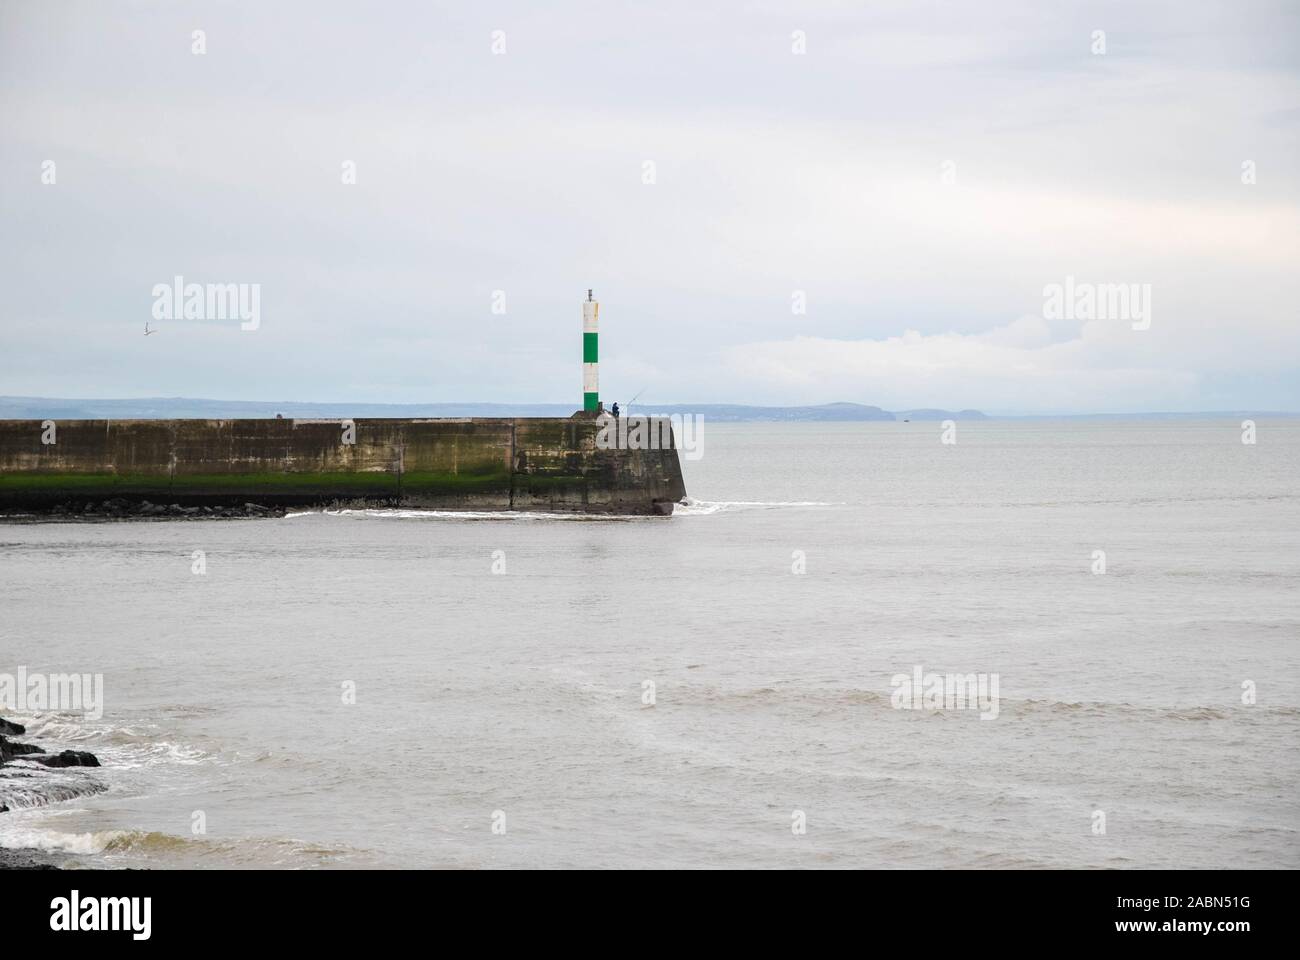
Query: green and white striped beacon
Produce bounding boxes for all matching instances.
[582,289,599,412]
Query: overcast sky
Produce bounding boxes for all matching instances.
[1,0,1297,413]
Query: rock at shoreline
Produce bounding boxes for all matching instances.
[0,848,61,869]
[0,717,25,736]
[1,734,100,767]
[1,731,103,841]
[0,734,45,762]
[4,500,288,521]
[25,750,101,768]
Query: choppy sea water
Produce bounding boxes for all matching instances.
[1,419,1297,869]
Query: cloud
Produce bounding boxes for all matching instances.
[722,317,1201,413]
[1,1,1297,411]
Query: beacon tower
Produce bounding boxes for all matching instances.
[583,289,599,412]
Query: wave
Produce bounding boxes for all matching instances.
[655,684,1292,722]
[1,711,215,820]
[2,711,111,812]
[1010,700,1300,721]
[0,825,363,866]
[13,714,211,768]
[0,825,132,855]
[0,769,107,811]
[673,684,890,707]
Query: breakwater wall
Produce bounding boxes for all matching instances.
[0,418,686,515]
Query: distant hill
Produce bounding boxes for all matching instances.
[641,402,899,422]
[0,397,990,422]
[5,397,1291,421]
[893,408,989,421]
[7,400,1289,421]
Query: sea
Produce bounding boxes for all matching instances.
[2,419,1297,868]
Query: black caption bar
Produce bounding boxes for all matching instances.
[2,867,1282,946]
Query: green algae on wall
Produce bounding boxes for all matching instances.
[0,417,685,515]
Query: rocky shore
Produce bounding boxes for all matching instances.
[0,733,100,774]
[0,847,63,869]
[1,715,107,870]
[0,715,101,813]
[1,499,287,520]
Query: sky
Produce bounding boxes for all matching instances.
[1,0,1297,414]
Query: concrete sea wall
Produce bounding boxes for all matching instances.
[0,418,686,515]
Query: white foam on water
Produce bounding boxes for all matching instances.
[107,740,209,769]
[673,498,840,516]
[0,820,369,867]
[0,768,107,810]
[0,825,128,855]
[15,715,210,767]
[284,500,840,520]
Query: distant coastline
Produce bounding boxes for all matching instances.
[1,396,1295,423]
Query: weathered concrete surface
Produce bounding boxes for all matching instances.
[0,418,686,515]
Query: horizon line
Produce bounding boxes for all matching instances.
[1,395,1297,419]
